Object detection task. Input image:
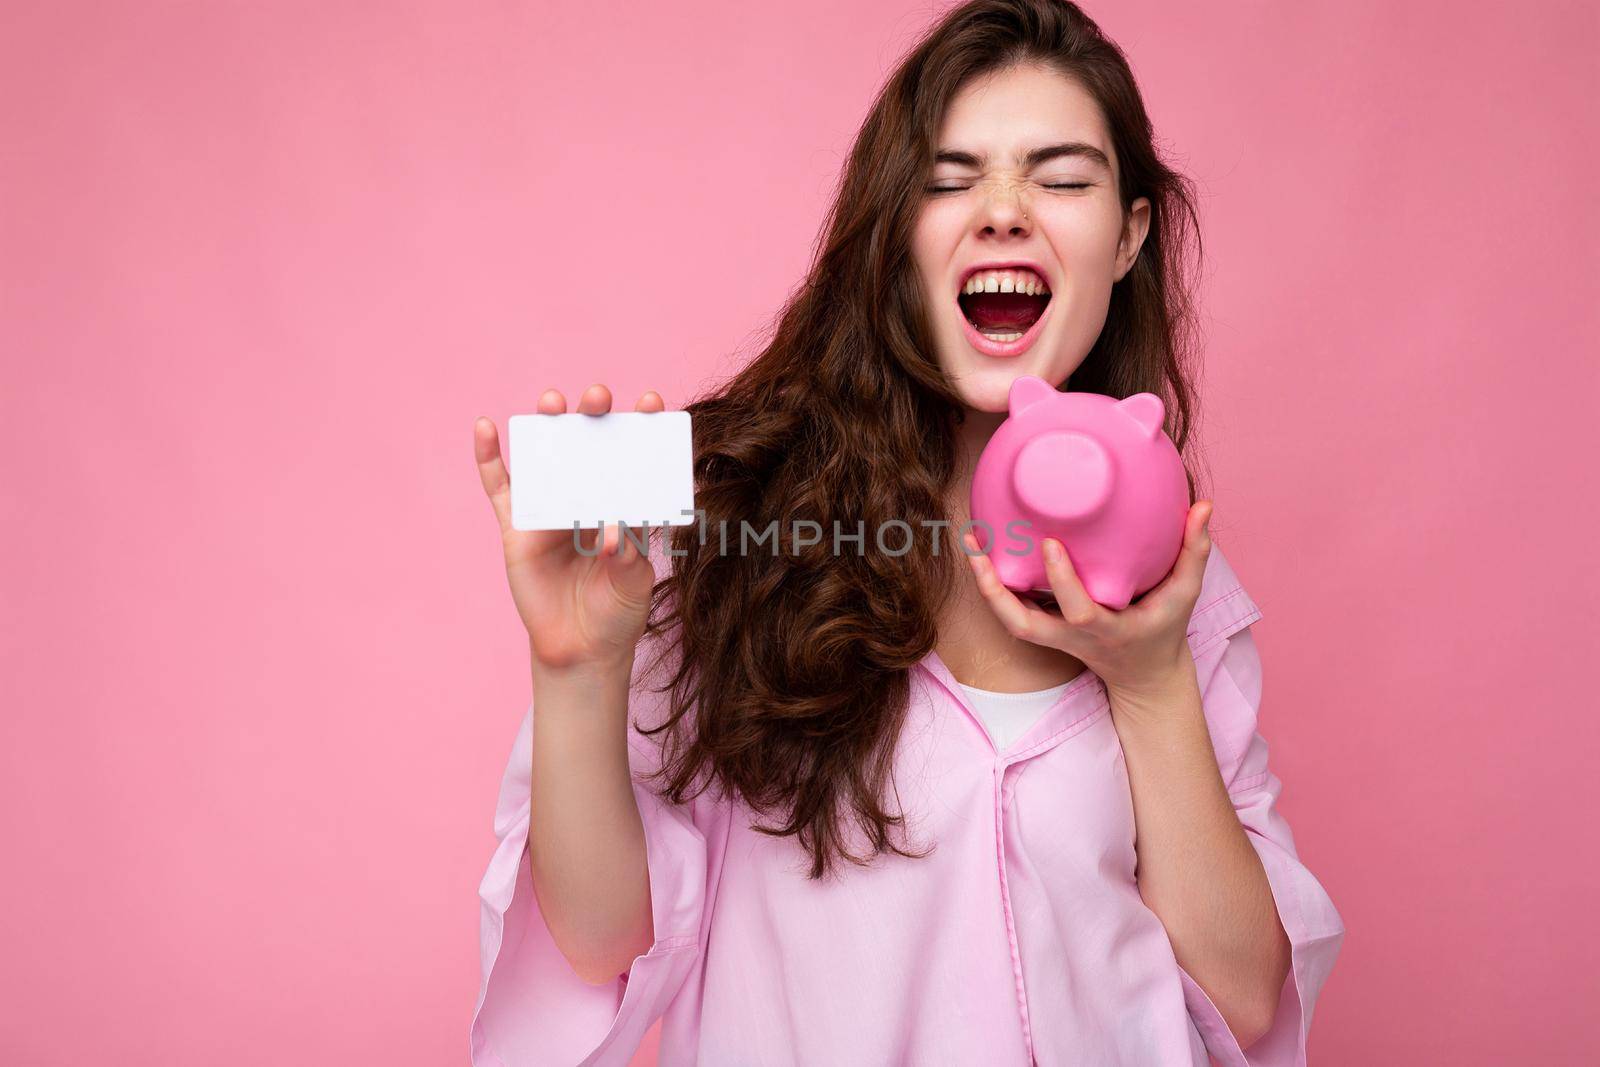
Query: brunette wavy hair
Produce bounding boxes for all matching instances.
[636,0,1213,880]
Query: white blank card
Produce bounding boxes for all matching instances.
[508,410,696,531]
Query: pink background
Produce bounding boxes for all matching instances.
[3,2,1596,1063]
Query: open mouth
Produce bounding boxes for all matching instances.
[957,267,1052,344]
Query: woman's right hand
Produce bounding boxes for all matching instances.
[474,384,666,673]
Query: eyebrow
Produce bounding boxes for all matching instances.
[933,142,1112,172]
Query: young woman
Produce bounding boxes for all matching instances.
[469,1,1344,1063]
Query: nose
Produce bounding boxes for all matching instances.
[975,183,1031,237]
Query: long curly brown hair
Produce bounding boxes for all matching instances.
[635,0,1212,881]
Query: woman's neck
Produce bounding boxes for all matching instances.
[934,406,1087,694]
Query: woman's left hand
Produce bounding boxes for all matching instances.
[962,501,1214,705]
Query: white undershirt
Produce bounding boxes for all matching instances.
[956,678,1078,752]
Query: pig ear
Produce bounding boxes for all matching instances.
[1115,393,1166,440]
[1008,375,1059,416]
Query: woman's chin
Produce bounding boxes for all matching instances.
[942,351,1068,412]
[942,363,1018,414]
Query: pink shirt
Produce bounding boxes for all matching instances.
[471,545,1345,1065]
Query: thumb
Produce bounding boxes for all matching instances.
[604,523,656,604]
[1184,501,1214,576]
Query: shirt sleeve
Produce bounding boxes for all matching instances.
[469,693,708,1067]
[1178,625,1347,1067]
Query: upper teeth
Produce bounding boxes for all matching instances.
[962,268,1050,296]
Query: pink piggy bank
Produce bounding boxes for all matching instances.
[969,375,1190,610]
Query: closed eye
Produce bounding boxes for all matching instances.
[924,183,1092,194]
